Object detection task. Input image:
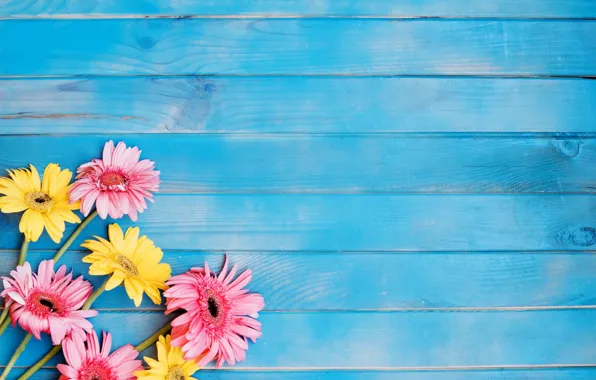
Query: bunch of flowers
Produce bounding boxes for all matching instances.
[0,141,264,380]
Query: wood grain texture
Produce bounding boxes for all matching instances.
[1,135,595,193]
[3,250,596,310]
[1,20,595,76]
[2,0,596,18]
[1,194,596,251]
[8,368,596,380]
[3,77,596,133]
[1,310,596,368]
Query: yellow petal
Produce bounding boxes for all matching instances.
[108,224,125,251]
[19,209,45,242]
[28,165,41,192]
[105,273,124,290]
[41,164,60,196]
[0,197,28,213]
[43,214,63,243]
[0,178,26,198]
[124,279,144,307]
[122,227,140,257]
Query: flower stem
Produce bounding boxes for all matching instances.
[0,333,32,379]
[82,276,109,310]
[17,238,29,266]
[0,313,11,338]
[52,210,98,263]
[16,344,60,380]
[134,321,172,352]
[15,276,109,380]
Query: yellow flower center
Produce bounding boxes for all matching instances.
[25,191,53,213]
[116,255,139,276]
[165,366,185,380]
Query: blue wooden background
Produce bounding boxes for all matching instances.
[1,1,596,379]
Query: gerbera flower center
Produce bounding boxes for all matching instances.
[166,366,185,380]
[100,172,126,187]
[116,255,139,276]
[25,191,53,213]
[207,296,219,318]
[78,359,112,380]
[29,292,64,317]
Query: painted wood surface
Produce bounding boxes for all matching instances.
[3,0,596,18]
[3,77,596,134]
[3,250,596,310]
[0,1,594,379]
[0,135,595,193]
[1,310,596,368]
[1,20,596,76]
[3,194,596,251]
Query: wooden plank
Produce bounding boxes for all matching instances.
[1,20,595,76]
[1,310,596,367]
[3,0,596,18]
[3,250,596,310]
[0,194,595,251]
[3,77,596,133]
[11,368,596,380]
[1,135,596,194]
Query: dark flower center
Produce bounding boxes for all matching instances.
[101,172,126,186]
[116,255,139,276]
[208,296,219,318]
[39,298,55,312]
[25,191,53,213]
[166,366,185,380]
[79,359,112,380]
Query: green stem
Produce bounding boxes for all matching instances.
[17,238,29,266]
[0,309,8,330]
[0,334,32,379]
[52,210,98,263]
[15,277,108,380]
[16,345,61,380]
[134,321,172,352]
[0,313,11,338]
[82,276,108,310]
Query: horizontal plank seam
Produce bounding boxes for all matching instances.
[1,74,596,80]
[6,364,596,370]
[2,15,596,21]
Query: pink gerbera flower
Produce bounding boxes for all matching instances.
[58,330,142,380]
[1,260,98,344]
[164,257,265,367]
[69,141,160,221]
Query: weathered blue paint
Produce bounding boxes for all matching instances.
[0,2,594,380]
[3,250,596,310]
[3,0,596,18]
[1,20,596,76]
[1,310,596,368]
[0,135,595,193]
[2,77,596,133]
[2,194,596,251]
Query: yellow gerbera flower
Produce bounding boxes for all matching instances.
[81,223,171,307]
[0,164,81,243]
[134,335,200,380]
